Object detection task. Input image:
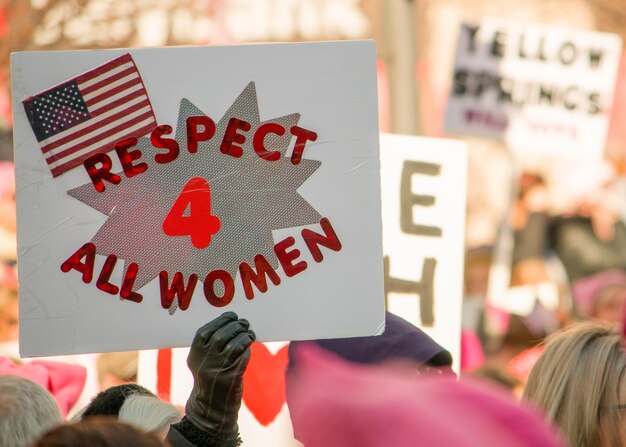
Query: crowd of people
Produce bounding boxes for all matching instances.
[0,148,626,444]
[457,157,626,446]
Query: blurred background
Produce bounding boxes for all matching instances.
[2,0,626,426]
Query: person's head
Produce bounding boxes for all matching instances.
[572,269,626,324]
[118,394,182,440]
[33,417,164,447]
[0,375,62,447]
[523,321,626,447]
[592,284,626,324]
[81,383,155,419]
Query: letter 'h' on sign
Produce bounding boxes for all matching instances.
[384,256,436,326]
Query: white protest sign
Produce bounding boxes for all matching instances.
[12,41,384,357]
[444,19,622,159]
[380,133,467,369]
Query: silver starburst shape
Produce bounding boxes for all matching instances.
[68,82,322,296]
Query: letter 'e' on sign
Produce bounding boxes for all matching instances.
[11,42,384,357]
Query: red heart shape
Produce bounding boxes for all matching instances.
[242,342,289,426]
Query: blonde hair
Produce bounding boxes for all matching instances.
[523,321,626,447]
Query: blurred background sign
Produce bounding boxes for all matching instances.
[380,133,468,371]
[444,19,622,160]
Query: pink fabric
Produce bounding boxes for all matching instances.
[0,356,86,416]
[0,263,17,289]
[622,305,626,343]
[571,269,626,317]
[507,346,544,383]
[0,161,14,198]
[288,344,565,447]
[460,329,485,371]
[486,303,511,336]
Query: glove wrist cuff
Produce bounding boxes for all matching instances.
[173,416,241,447]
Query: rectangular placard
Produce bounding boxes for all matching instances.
[11,41,384,357]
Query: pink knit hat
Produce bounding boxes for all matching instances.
[0,356,86,416]
[287,344,565,447]
[571,269,626,317]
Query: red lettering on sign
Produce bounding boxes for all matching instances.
[239,255,281,300]
[83,115,318,191]
[65,218,341,309]
[162,177,221,249]
[301,217,342,262]
[120,263,143,303]
[187,116,216,154]
[151,124,180,164]
[274,237,307,277]
[61,242,96,283]
[289,126,317,165]
[253,123,284,161]
[221,118,251,158]
[159,271,198,311]
[203,270,235,307]
[96,254,119,295]
[115,137,147,178]
[84,153,121,193]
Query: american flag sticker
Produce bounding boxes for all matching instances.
[22,53,157,178]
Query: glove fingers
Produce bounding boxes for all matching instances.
[224,331,256,363]
[192,312,239,348]
[207,319,251,352]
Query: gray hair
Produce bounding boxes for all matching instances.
[523,320,626,447]
[118,394,182,438]
[0,375,62,447]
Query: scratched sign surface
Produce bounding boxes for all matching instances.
[12,42,384,357]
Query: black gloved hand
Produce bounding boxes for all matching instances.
[185,311,256,438]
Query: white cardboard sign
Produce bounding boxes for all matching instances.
[444,19,622,159]
[11,41,384,357]
[380,133,467,368]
